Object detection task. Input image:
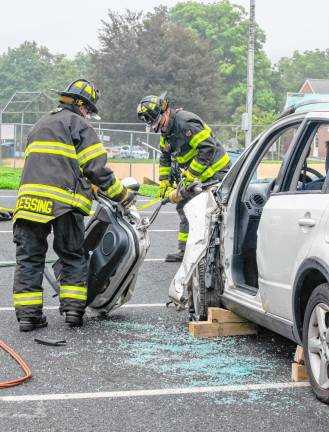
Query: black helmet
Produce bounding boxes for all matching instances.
[137,93,169,127]
[59,79,100,114]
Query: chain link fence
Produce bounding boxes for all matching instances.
[0,122,270,181]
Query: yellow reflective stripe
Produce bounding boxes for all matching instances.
[178,232,188,242]
[14,210,54,224]
[77,143,103,159]
[60,286,87,293]
[14,300,43,306]
[189,125,211,149]
[14,292,42,298]
[176,148,197,164]
[18,190,90,214]
[199,153,230,182]
[189,158,207,174]
[19,184,92,207]
[59,293,87,300]
[79,149,107,167]
[160,136,168,148]
[25,148,78,159]
[28,141,75,151]
[159,166,171,176]
[107,177,124,199]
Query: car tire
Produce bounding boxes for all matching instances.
[302,283,329,404]
[190,258,221,321]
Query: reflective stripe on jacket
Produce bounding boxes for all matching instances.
[14,106,119,223]
[159,110,230,182]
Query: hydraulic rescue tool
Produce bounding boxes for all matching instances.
[44,178,167,316]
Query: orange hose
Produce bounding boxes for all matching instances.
[0,340,32,387]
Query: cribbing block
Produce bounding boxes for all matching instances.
[208,307,248,323]
[292,362,309,382]
[189,307,258,338]
[189,322,220,338]
[294,345,305,364]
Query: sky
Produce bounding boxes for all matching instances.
[1,0,328,63]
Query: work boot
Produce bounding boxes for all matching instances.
[19,315,48,332]
[65,311,84,327]
[165,250,184,263]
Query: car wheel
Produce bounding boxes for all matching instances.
[190,258,221,321]
[303,283,329,404]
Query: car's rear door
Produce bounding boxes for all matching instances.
[257,119,329,321]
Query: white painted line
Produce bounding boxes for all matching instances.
[0,382,310,403]
[141,211,176,214]
[144,258,165,262]
[0,258,165,266]
[0,303,166,312]
[0,195,17,198]
[0,229,177,234]
[149,229,178,232]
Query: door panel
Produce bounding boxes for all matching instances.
[257,193,328,320]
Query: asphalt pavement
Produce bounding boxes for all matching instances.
[0,190,328,431]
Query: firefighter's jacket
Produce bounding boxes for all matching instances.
[159,109,230,182]
[14,106,122,224]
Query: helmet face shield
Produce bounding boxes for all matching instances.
[137,93,169,131]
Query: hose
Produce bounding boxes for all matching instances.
[0,340,32,387]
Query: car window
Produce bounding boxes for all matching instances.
[287,122,329,193]
[249,124,300,184]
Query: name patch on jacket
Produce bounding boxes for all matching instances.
[16,197,53,214]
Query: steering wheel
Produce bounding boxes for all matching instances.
[300,166,324,184]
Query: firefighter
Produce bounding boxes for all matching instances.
[137,93,230,262]
[13,79,135,332]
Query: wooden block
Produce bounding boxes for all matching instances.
[294,345,305,364]
[292,362,309,382]
[218,322,258,336]
[189,321,258,338]
[143,177,159,186]
[189,321,220,337]
[208,307,248,324]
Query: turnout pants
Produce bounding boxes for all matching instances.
[176,169,229,252]
[13,211,87,319]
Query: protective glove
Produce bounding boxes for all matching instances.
[168,188,183,204]
[119,189,136,208]
[106,177,136,208]
[181,170,198,187]
[159,179,171,198]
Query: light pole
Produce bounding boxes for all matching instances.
[244,0,256,147]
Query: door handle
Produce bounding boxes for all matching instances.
[298,218,316,228]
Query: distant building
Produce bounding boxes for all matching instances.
[299,79,329,159]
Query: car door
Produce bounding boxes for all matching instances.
[257,120,329,321]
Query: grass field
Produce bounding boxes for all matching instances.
[0,167,159,196]
[0,167,22,189]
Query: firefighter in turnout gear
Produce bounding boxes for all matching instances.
[13,79,135,332]
[137,93,230,262]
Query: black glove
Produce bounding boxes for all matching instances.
[119,189,136,208]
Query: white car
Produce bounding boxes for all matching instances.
[173,102,329,403]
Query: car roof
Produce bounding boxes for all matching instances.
[279,99,329,119]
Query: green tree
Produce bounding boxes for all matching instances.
[90,7,222,122]
[170,1,275,119]
[273,49,329,109]
[0,41,91,108]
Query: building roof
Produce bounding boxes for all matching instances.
[300,79,329,94]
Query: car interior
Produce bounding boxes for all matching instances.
[231,121,329,295]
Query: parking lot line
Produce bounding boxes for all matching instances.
[0,382,310,403]
[141,211,177,214]
[0,303,166,312]
[0,229,177,234]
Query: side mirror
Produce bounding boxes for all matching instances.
[122,177,140,192]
